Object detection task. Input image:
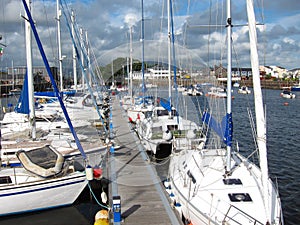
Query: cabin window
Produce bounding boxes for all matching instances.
[228,193,252,202]
[151,126,163,139]
[167,125,178,131]
[0,176,12,184]
[152,126,162,133]
[157,109,169,116]
[223,178,242,185]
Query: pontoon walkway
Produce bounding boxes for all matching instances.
[108,96,181,225]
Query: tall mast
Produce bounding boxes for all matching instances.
[246,0,270,220]
[56,0,63,91]
[129,26,133,99]
[25,0,36,140]
[85,31,91,86]
[80,27,85,90]
[141,0,146,102]
[71,10,77,91]
[111,59,114,88]
[225,0,232,174]
[11,60,14,90]
[167,0,172,117]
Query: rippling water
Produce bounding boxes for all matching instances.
[0,88,299,225]
[261,89,300,225]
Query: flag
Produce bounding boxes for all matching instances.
[0,48,3,56]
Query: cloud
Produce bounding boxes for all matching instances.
[0,0,299,72]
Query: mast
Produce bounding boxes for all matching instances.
[129,26,133,99]
[56,0,63,91]
[80,27,85,91]
[141,0,146,103]
[71,10,77,91]
[25,0,36,140]
[111,59,114,89]
[167,0,172,117]
[11,60,14,90]
[246,0,270,220]
[225,0,232,173]
[85,30,92,87]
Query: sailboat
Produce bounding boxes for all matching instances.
[0,0,92,216]
[291,77,300,91]
[135,0,206,161]
[238,85,251,94]
[166,0,284,224]
[126,0,155,124]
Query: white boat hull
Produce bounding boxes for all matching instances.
[0,169,87,216]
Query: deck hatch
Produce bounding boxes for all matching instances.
[228,193,252,202]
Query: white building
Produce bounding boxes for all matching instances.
[132,68,171,80]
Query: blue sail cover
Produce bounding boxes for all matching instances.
[202,111,233,146]
[141,82,147,93]
[14,72,29,114]
[34,90,76,98]
[223,113,233,146]
[159,97,172,112]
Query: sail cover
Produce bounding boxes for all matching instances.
[14,72,29,114]
[202,111,233,146]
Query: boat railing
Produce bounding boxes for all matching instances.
[223,204,264,225]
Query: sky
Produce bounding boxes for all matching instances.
[0,0,300,75]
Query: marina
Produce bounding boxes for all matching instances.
[0,0,299,224]
[0,88,299,225]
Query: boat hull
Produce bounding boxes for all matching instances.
[0,171,87,216]
[291,86,300,91]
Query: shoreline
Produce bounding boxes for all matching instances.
[131,77,297,90]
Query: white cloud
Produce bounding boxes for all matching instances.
[283,37,295,45]
[272,43,281,50]
[124,13,139,27]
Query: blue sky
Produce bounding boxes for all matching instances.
[0,0,299,72]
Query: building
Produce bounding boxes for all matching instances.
[131,68,171,80]
[259,65,288,79]
[288,68,300,79]
[3,66,58,85]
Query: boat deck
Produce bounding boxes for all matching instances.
[108,96,181,225]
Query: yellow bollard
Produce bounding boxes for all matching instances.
[94,210,109,225]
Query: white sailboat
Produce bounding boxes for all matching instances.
[291,75,300,91]
[280,89,296,99]
[126,0,155,123]
[238,85,251,94]
[166,0,284,224]
[0,0,91,216]
[135,0,205,160]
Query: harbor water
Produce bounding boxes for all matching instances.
[0,88,299,225]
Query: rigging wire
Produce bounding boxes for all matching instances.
[41,0,56,64]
